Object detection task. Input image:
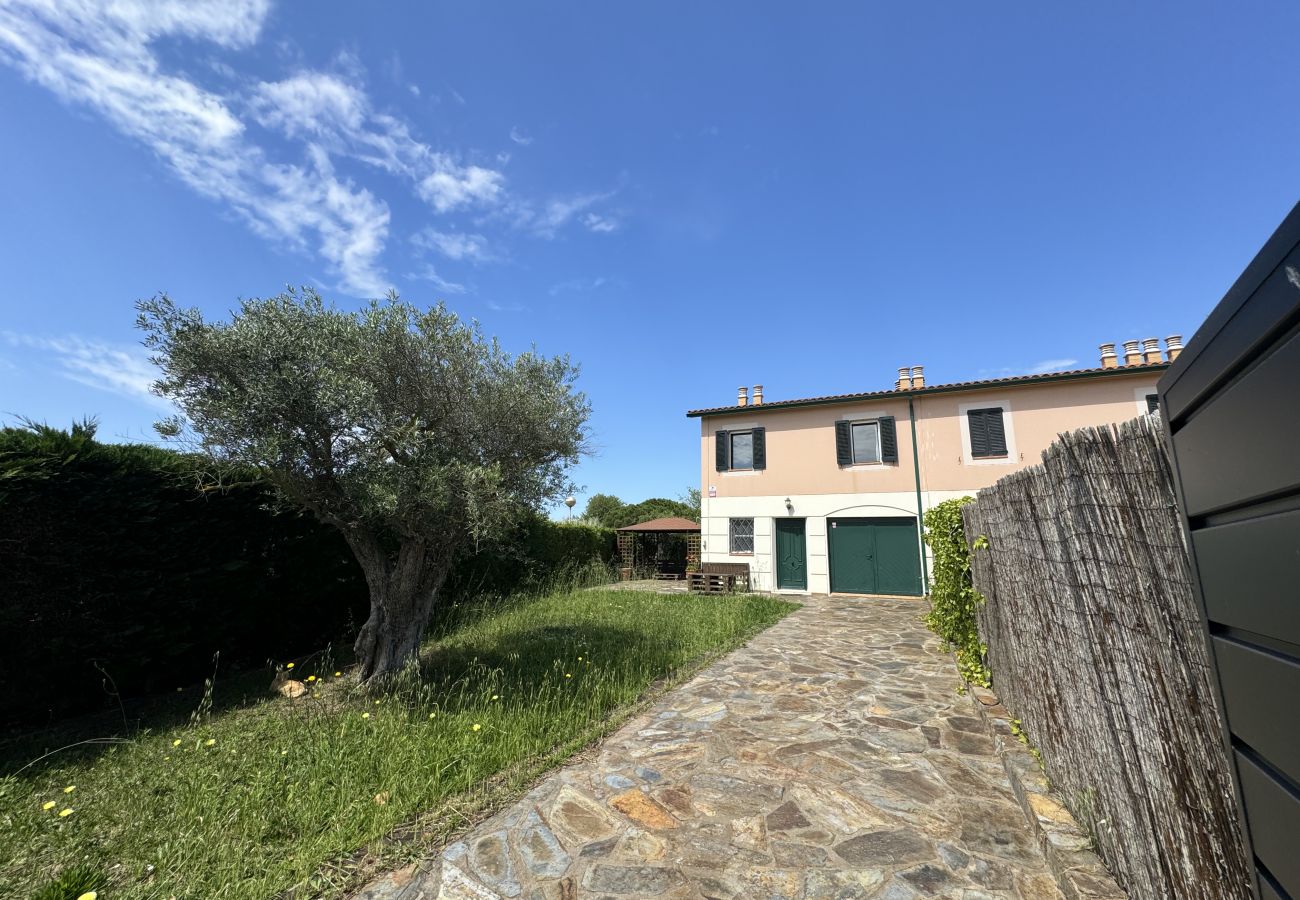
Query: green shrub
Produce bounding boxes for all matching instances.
[922,497,990,686]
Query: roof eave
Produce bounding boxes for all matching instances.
[685,363,1170,418]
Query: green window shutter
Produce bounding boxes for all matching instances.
[751,427,766,470]
[986,408,1007,455]
[834,421,852,466]
[1146,394,1159,414]
[715,430,729,471]
[968,410,989,458]
[879,416,898,463]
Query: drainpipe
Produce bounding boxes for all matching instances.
[909,396,930,594]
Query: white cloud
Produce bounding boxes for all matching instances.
[3,332,167,407]
[548,276,609,297]
[412,229,493,263]
[407,264,466,295]
[581,212,619,233]
[1026,358,1079,375]
[509,126,533,146]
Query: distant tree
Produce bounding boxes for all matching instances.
[680,487,701,519]
[138,288,589,681]
[606,497,695,529]
[582,493,626,528]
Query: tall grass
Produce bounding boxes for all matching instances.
[1,583,795,899]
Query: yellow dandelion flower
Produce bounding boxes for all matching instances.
[472,723,481,731]
[491,694,499,701]
[58,808,73,817]
[334,671,342,677]
[281,750,288,755]
[63,785,76,793]
[375,699,381,705]
[77,892,98,900]
[362,712,371,719]
[428,712,436,719]
[565,673,572,679]
[306,675,316,682]
[42,800,55,810]
[286,662,294,669]
[172,739,182,747]
[204,739,216,747]
[577,656,583,661]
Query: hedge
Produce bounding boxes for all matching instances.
[0,423,614,723]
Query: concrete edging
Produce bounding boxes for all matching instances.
[966,685,1128,900]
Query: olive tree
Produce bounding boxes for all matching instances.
[137,288,589,681]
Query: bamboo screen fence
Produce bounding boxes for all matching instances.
[961,415,1250,899]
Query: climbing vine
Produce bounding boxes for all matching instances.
[922,496,990,686]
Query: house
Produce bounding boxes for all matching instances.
[687,337,1181,596]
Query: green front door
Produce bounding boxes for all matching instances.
[828,517,922,596]
[775,518,807,590]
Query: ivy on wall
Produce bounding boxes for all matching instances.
[922,496,990,686]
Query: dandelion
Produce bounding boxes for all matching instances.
[334,671,342,677]
[428,713,436,719]
[77,893,98,900]
[281,750,288,756]
[58,808,73,817]
[375,699,381,705]
[472,723,481,731]
[42,801,55,810]
[204,739,216,747]
[286,662,295,669]
[306,675,316,682]
[362,712,371,719]
[491,694,499,701]
[172,739,182,747]
[577,656,583,661]
[63,785,76,794]
[565,673,572,679]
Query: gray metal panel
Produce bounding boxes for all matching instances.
[1194,510,1300,648]
[1236,751,1300,898]
[1214,637,1300,787]
[1172,325,1300,516]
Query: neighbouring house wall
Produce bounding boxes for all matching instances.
[961,416,1250,898]
[697,370,1162,593]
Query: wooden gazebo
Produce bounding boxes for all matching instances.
[615,517,701,580]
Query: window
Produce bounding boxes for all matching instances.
[851,421,880,464]
[1146,394,1159,415]
[715,428,765,471]
[730,431,754,470]
[834,417,898,466]
[967,407,1008,458]
[729,518,754,554]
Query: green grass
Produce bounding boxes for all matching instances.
[1,587,796,899]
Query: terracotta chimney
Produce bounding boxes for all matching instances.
[910,366,925,389]
[1122,340,1142,366]
[1164,334,1183,362]
[1099,343,1118,369]
[896,367,911,391]
[1142,337,1162,365]
[736,386,748,407]
[752,384,764,405]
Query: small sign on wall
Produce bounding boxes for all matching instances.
[708,485,717,497]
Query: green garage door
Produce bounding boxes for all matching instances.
[828,517,922,596]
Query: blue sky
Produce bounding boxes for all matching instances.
[2,2,1299,516]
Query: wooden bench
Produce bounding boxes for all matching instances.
[688,563,751,594]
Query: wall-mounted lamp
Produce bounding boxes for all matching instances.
[784,497,793,515]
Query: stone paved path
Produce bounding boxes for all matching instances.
[357,595,1062,899]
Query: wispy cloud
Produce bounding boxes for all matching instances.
[3,332,167,407]
[581,212,619,233]
[485,300,526,313]
[509,126,533,146]
[548,276,612,297]
[0,1,611,297]
[1025,358,1079,375]
[407,263,467,295]
[412,229,494,263]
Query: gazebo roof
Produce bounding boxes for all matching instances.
[616,517,701,533]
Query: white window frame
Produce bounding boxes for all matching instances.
[837,409,891,470]
[718,421,761,477]
[728,517,754,555]
[958,398,1017,466]
[1133,385,1160,417]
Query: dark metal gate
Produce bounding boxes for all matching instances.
[1160,202,1300,900]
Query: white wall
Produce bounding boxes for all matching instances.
[701,490,973,594]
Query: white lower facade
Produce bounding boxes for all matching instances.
[700,490,973,594]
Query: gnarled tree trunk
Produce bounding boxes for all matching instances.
[347,534,451,681]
